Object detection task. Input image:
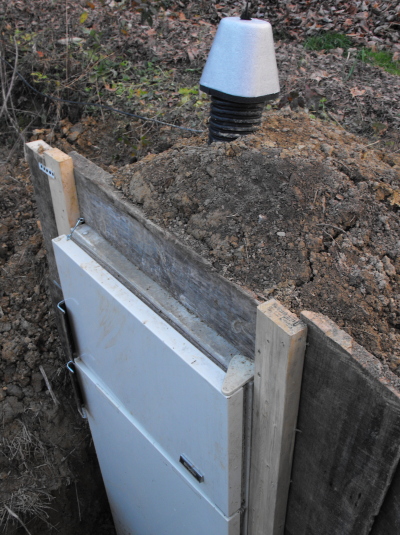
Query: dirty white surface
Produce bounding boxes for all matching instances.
[53,236,245,534]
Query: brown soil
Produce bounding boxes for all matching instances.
[114,108,400,371]
[0,154,115,534]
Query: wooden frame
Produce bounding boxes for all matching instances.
[248,300,307,535]
[26,141,400,535]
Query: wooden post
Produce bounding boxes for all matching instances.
[43,147,80,235]
[248,299,307,535]
[25,141,80,362]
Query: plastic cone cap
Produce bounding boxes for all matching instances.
[200,17,280,102]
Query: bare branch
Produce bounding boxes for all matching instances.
[0,38,19,121]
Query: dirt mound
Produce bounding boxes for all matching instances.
[114,109,400,371]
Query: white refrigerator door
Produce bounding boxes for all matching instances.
[53,237,244,535]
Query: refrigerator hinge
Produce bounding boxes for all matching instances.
[57,299,87,418]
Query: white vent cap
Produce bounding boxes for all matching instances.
[200,17,280,102]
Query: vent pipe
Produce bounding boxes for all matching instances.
[200,6,280,143]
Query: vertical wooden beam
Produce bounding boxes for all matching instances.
[43,147,80,235]
[25,141,79,362]
[248,299,307,535]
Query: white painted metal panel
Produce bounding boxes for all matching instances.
[77,362,241,535]
[53,236,244,532]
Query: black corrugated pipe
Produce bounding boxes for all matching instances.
[208,97,265,143]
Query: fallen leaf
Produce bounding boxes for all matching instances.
[390,191,400,207]
[310,70,329,81]
[79,12,89,24]
[350,87,366,97]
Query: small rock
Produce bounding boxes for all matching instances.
[67,131,80,143]
[383,256,396,277]
[320,143,334,156]
[0,223,8,237]
[2,340,19,362]
[6,384,24,400]
[277,232,286,237]
[31,372,44,393]
[0,396,23,424]
[70,123,84,134]
[129,172,153,205]
[23,386,35,398]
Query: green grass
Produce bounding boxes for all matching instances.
[358,48,400,75]
[304,33,353,52]
[304,32,400,76]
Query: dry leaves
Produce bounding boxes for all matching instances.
[350,87,366,97]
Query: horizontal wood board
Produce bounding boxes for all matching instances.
[72,224,242,371]
[70,151,259,359]
[285,311,400,535]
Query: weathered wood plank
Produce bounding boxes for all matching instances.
[285,311,400,535]
[370,461,400,534]
[70,151,259,359]
[248,299,307,535]
[44,147,80,235]
[25,141,70,357]
[72,224,241,371]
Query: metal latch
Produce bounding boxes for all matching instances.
[67,217,85,240]
[57,299,87,418]
[179,454,204,483]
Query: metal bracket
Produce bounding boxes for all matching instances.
[65,359,87,419]
[39,162,55,179]
[221,354,254,396]
[57,299,87,419]
[67,217,85,241]
[57,300,66,313]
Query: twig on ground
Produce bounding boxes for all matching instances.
[362,140,381,149]
[321,229,341,249]
[4,505,33,535]
[316,223,347,234]
[39,365,59,406]
[75,482,82,522]
[96,80,105,122]
[61,434,90,463]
